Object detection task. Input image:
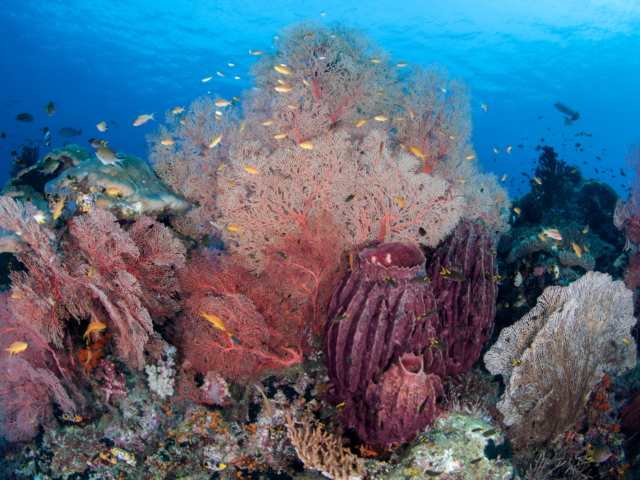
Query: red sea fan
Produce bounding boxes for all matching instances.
[0,294,76,442]
[0,197,185,370]
[176,251,304,384]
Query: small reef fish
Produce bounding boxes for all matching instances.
[534,177,542,185]
[202,76,213,82]
[449,264,463,273]
[228,333,242,346]
[274,132,288,139]
[287,104,298,109]
[215,99,232,107]
[275,85,294,92]
[330,313,350,323]
[83,322,107,339]
[58,127,82,138]
[356,118,367,127]
[254,384,272,419]
[249,50,263,55]
[481,103,488,113]
[571,241,582,258]
[172,106,185,114]
[501,174,508,181]
[111,447,136,466]
[287,308,299,314]
[514,207,522,215]
[424,470,442,477]
[96,122,108,132]
[40,159,60,175]
[244,166,261,175]
[494,194,503,202]
[587,444,611,463]
[395,196,405,208]
[410,145,425,158]
[239,119,247,132]
[374,115,389,122]
[582,225,589,233]
[482,428,498,438]
[160,138,175,146]
[410,277,430,285]
[105,187,123,196]
[514,272,523,287]
[96,145,123,166]
[444,271,465,282]
[484,247,497,256]
[89,138,105,148]
[299,141,314,150]
[5,341,27,356]
[397,61,408,67]
[507,145,512,154]
[470,457,483,464]
[45,101,56,116]
[419,310,437,318]
[383,276,398,288]
[493,147,500,154]
[133,113,154,126]
[33,211,47,224]
[199,311,226,331]
[62,413,83,422]
[541,227,562,241]
[275,251,288,260]
[263,119,275,126]
[227,225,242,232]
[465,154,476,160]
[209,134,223,148]
[274,65,293,75]
[53,196,66,220]
[16,113,34,122]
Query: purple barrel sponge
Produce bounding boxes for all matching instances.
[362,353,444,445]
[322,223,498,445]
[425,222,498,376]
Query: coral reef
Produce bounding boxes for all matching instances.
[45,148,189,219]
[485,272,637,448]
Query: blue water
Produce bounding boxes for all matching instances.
[1,0,639,197]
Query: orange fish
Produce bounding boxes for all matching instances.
[571,242,582,258]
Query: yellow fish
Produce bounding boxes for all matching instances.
[227,225,242,232]
[262,119,275,126]
[494,194,503,202]
[374,115,390,122]
[217,163,228,171]
[83,322,107,339]
[5,341,27,357]
[299,141,314,150]
[465,154,476,160]
[582,225,589,234]
[458,178,467,183]
[584,244,589,252]
[180,119,186,125]
[209,134,223,148]
[410,145,425,158]
[274,65,292,75]
[96,121,108,132]
[274,85,293,92]
[501,174,507,181]
[53,196,66,220]
[287,104,298,110]
[215,99,232,107]
[534,177,542,185]
[409,109,416,119]
[172,106,185,114]
[349,253,354,270]
[507,145,512,154]
[244,166,262,175]
[239,119,247,132]
[133,113,154,126]
[199,311,226,330]
[395,196,405,208]
[274,132,288,139]
[514,207,522,215]
[105,187,123,196]
[356,118,367,127]
[571,242,582,258]
[160,138,175,146]
[226,180,235,186]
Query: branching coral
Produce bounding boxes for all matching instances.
[484,272,637,448]
[285,411,365,480]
